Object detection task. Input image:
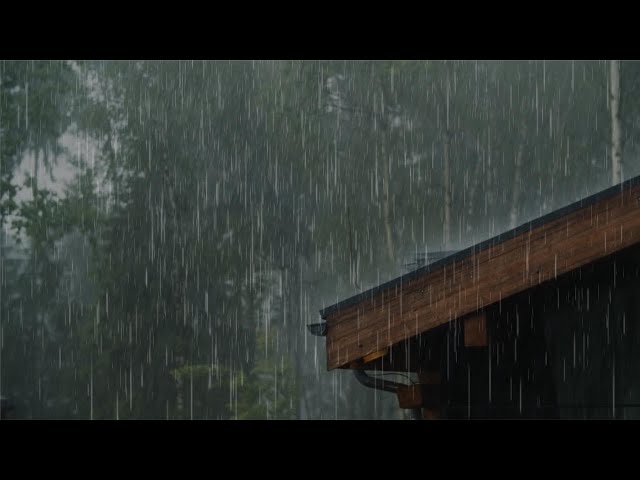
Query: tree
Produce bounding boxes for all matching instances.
[611,60,622,185]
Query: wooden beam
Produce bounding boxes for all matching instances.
[325,182,640,370]
[397,385,422,409]
[464,312,487,347]
[362,348,388,364]
[418,371,442,419]
[396,382,442,411]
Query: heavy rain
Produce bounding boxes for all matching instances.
[0,60,638,419]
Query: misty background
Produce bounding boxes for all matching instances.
[0,60,635,419]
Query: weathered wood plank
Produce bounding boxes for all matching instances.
[326,184,640,370]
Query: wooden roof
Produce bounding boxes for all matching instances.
[319,175,640,370]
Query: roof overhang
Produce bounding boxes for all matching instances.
[318,176,640,370]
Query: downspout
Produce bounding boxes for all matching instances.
[353,369,422,420]
[308,322,423,420]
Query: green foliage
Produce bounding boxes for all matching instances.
[233,327,298,420]
[170,364,227,382]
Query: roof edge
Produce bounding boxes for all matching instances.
[319,175,640,319]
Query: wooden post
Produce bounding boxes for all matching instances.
[464,312,487,347]
[418,371,441,419]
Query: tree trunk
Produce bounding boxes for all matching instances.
[377,78,396,264]
[383,150,395,263]
[466,148,484,233]
[443,131,452,249]
[509,130,527,229]
[347,206,359,289]
[610,60,622,185]
[32,148,39,199]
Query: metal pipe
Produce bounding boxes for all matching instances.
[353,369,423,419]
[353,368,404,393]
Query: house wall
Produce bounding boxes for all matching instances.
[441,243,640,419]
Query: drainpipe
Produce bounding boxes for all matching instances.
[307,323,423,419]
[353,369,422,420]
